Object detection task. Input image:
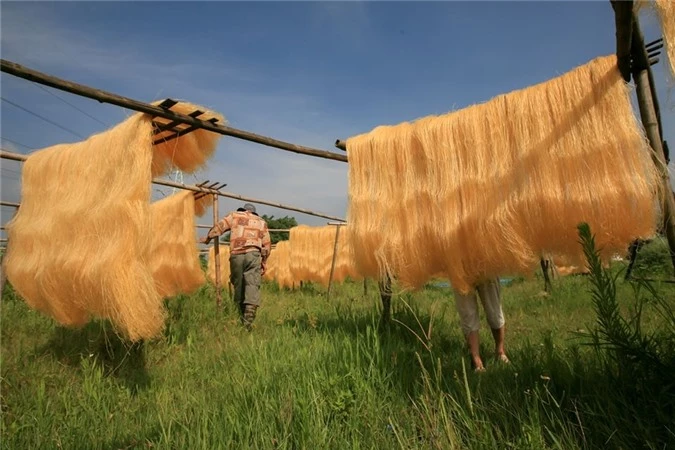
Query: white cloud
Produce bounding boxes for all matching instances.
[1,3,352,225]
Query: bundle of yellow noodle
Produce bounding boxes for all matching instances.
[266,240,294,288]
[346,55,661,294]
[150,101,225,176]
[148,191,210,298]
[2,101,224,341]
[263,244,278,281]
[332,226,363,283]
[289,225,360,286]
[289,225,338,286]
[289,225,314,283]
[207,243,231,286]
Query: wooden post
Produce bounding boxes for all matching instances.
[379,274,392,323]
[625,239,642,280]
[631,17,675,276]
[363,278,368,296]
[326,224,341,301]
[540,258,552,293]
[212,194,222,307]
[0,254,6,301]
[610,0,634,82]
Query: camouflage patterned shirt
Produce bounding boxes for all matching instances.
[207,210,271,259]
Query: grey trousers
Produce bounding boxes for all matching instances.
[453,278,505,335]
[229,251,262,310]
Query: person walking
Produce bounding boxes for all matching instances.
[453,278,509,371]
[201,203,271,330]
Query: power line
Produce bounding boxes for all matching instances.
[1,97,84,139]
[33,83,108,127]
[0,137,33,150]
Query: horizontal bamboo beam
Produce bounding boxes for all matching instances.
[335,140,347,151]
[215,191,345,222]
[1,59,348,163]
[154,179,224,195]
[0,201,20,208]
[196,224,290,232]
[0,149,346,222]
[0,150,26,162]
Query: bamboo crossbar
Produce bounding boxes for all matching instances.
[0,149,346,221]
[197,224,290,232]
[0,201,20,208]
[0,59,348,163]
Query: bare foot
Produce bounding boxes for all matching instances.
[472,356,485,372]
[495,352,510,364]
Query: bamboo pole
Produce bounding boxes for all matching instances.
[631,16,675,277]
[326,224,342,300]
[212,194,222,307]
[379,274,393,323]
[610,0,634,82]
[197,225,290,231]
[213,191,345,222]
[0,149,346,222]
[0,201,20,208]
[540,258,552,293]
[0,253,5,301]
[624,239,645,280]
[0,59,348,164]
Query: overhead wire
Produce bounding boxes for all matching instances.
[33,83,109,127]
[1,97,85,139]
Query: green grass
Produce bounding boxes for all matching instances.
[1,259,674,449]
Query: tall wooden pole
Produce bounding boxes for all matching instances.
[379,274,392,323]
[624,239,645,280]
[212,194,222,307]
[326,224,341,300]
[631,17,675,276]
[540,258,552,293]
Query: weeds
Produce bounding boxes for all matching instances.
[1,232,674,448]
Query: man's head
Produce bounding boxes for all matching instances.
[237,203,257,214]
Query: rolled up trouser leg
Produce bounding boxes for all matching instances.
[453,287,480,336]
[243,304,258,330]
[476,278,505,330]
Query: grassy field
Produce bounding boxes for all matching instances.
[2,236,674,449]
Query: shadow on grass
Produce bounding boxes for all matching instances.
[36,321,151,395]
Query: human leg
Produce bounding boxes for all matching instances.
[229,255,246,318]
[241,251,262,330]
[477,278,508,362]
[453,287,484,370]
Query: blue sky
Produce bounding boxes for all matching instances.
[1,1,674,241]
